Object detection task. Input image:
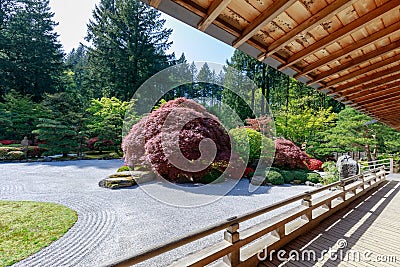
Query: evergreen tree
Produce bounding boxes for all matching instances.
[33,92,88,157]
[0,90,44,140]
[85,0,173,101]
[0,0,64,100]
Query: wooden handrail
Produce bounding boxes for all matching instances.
[103,163,388,267]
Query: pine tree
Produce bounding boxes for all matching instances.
[85,0,172,101]
[0,0,64,100]
[0,90,44,140]
[33,92,88,157]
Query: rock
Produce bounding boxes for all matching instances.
[99,177,135,189]
[293,179,302,185]
[250,176,266,186]
[43,156,52,162]
[336,155,359,179]
[315,183,323,188]
[99,170,156,189]
[305,181,314,186]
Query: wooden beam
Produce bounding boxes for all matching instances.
[148,0,162,8]
[324,53,400,88]
[353,90,400,107]
[232,0,297,48]
[278,1,400,70]
[197,0,232,32]
[352,88,400,105]
[329,66,400,94]
[366,104,400,114]
[345,78,400,98]
[265,0,357,58]
[305,36,400,84]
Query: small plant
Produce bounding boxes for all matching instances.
[117,166,131,172]
[292,169,309,183]
[322,161,339,185]
[307,172,321,183]
[266,170,284,185]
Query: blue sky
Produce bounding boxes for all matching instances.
[49,0,235,64]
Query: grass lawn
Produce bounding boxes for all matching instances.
[0,201,78,267]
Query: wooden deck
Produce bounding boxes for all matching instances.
[261,179,400,267]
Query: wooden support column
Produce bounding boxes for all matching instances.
[339,181,346,201]
[223,223,240,266]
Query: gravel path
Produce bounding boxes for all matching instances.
[0,160,314,267]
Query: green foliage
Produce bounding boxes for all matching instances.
[275,95,337,146]
[87,97,137,152]
[292,169,309,183]
[117,166,131,172]
[32,118,77,157]
[314,107,400,159]
[266,170,284,185]
[321,161,339,185]
[307,172,321,184]
[0,90,44,140]
[0,0,64,100]
[279,170,296,184]
[229,127,274,164]
[85,0,172,101]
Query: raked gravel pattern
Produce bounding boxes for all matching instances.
[0,160,315,267]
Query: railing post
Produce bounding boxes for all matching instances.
[339,181,346,201]
[223,223,240,266]
[390,157,394,174]
[301,193,312,221]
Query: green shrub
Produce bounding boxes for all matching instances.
[293,170,309,183]
[199,169,224,184]
[307,172,321,183]
[280,170,296,184]
[266,170,284,185]
[117,166,131,172]
[229,128,274,164]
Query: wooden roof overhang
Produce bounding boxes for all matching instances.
[143,0,400,130]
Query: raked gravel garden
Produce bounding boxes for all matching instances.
[0,159,315,267]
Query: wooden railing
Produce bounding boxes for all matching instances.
[104,166,387,267]
[360,158,394,174]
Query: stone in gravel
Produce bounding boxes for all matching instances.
[43,156,52,162]
[293,180,302,185]
[99,177,135,189]
[100,171,156,189]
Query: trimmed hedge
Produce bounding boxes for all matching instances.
[266,170,284,185]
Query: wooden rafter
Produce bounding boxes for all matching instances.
[306,40,400,85]
[197,0,232,31]
[278,0,400,70]
[232,0,297,48]
[148,0,162,8]
[353,89,400,106]
[345,77,400,98]
[367,104,400,113]
[328,66,400,94]
[262,0,358,59]
[324,54,400,88]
